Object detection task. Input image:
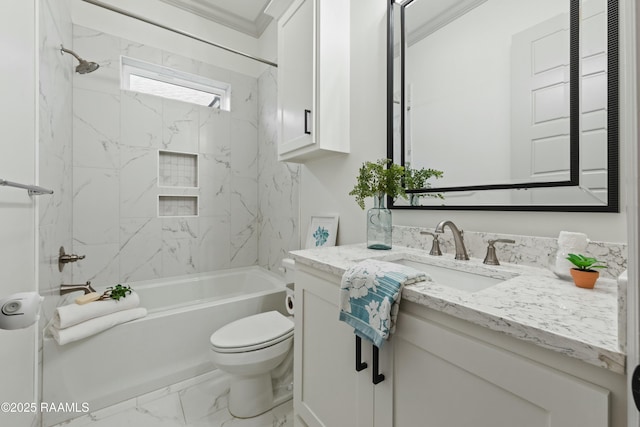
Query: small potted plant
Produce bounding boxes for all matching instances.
[349,159,406,250]
[566,253,607,289]
[403,163,444,206]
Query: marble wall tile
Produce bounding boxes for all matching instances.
[230,177,258,267]
[228,73,258,125]
[73,87,120,169]
[162,99,200,153]
[257,67,301,272]
[198,153,231,217]
[72,26,121,96]
[72,243,121,287]
[199,217,232,271]
[121,91,163,149]
[119,218,163,282]
[230,118,258,177]
[121,38,163,65]
[162,237,199,277]
[199,108,231,155]
[73,168,119,245]
[120,146,159,218]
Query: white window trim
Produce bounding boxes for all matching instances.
[120,56,231,110]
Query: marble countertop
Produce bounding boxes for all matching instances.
[290,244,625,374]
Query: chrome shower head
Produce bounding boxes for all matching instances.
[60,45,100,74]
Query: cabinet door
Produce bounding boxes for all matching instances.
[294,270,373,427]
[390,312,609,427]
[278,0,314,155]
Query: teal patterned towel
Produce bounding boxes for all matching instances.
[338,259,428,347]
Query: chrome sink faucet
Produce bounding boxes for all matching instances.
[434,220,469,260]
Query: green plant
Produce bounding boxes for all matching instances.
[566,253,607,272]
[101,284,133,301]
[349,159,407,209]
[403,163,445,201]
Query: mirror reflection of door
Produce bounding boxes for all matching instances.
[512,0,607,205]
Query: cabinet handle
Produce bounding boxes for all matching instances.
[355,336,368,372]
[304,109,311,135]
[372,345,385,384]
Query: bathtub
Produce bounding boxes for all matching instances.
[42,266,287,426]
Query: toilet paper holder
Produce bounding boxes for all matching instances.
[285,282,295,315]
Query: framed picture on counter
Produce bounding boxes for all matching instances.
[305,215,339,249]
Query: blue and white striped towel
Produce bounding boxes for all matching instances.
[338,259,428,347]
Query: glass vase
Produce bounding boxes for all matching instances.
[367,195,392,250]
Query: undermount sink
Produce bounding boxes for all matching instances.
[394,259,510,292]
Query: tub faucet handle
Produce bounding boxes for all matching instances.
[58,246,86,272]
[483,239,515,265]
[420,231,442,256]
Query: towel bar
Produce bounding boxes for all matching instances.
[0,178,53,196]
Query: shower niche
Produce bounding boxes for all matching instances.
[158,150,199,217]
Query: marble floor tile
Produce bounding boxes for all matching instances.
[50,373,293,427]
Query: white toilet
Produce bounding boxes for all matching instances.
[209,310,294,418]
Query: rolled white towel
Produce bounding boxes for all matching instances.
[49,307,147,345]
[53,292,140,329]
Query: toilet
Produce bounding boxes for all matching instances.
[209,310,294,418]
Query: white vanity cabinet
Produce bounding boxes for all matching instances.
[293,267,391,427]
[391,309,610,427]
[276,0,350,163]
[294,265,622,427]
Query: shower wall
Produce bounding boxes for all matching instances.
[257,67,301,270]
[68,24,299,287]
[38,1,74,426]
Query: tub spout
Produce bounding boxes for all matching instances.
[60,281,95,295]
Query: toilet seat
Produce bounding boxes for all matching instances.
[210,311,294,353]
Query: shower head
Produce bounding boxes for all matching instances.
[60,45,100,74]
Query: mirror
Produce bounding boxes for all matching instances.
[388,0,619,211]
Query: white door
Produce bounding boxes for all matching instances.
[511,13,571,188]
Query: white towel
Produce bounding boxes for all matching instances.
[53,292,140,329]
[49,307,147,345]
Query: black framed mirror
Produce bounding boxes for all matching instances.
[387,0,619,212]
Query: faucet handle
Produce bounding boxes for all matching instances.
[483,239,515,265]
[420,231,442,256]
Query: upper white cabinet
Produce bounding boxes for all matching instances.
[276,0,350,163]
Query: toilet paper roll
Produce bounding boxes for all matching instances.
[285,294,295,315]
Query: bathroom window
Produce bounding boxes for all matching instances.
[121,56,230,110]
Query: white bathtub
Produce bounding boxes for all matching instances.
[42,266,287,426]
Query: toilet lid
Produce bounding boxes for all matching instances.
[210,311,294,353]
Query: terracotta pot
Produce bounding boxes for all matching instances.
[569,268,599,289]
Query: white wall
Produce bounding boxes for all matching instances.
[300,0,628,246]
[0,1,37,426]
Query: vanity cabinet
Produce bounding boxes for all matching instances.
[294,265,620,427]
[391,309,609,427]
[276,0,350,163]
[294,267,391,427]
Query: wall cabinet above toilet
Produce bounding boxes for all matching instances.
[276,0,350,163]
